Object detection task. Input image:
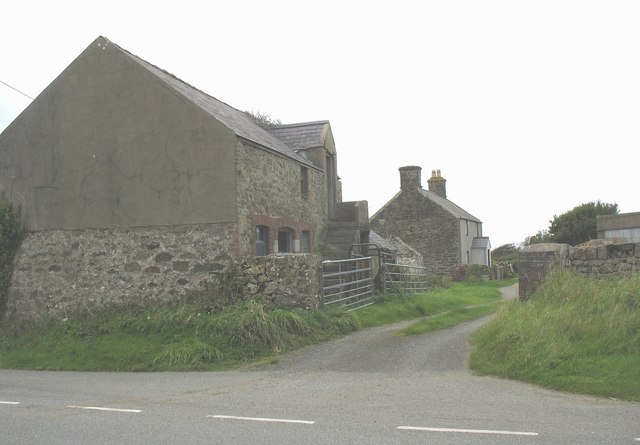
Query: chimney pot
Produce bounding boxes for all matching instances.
[427,168,447,198]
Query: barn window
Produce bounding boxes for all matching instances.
[278,227,294,253]
[256,225,269,256]
[301,230,311,253]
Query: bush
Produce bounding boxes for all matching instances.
[453,264,489,281]
[0,197,27,319]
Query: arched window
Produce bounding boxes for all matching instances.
[256,225,269,256]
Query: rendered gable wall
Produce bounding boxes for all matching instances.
[0,37,237,230]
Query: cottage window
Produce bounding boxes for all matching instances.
[278,228,294,253]
[256,225,269,256]
[301,166,309,199]
[301,230,311,253]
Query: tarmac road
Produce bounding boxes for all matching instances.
[1,284,638,444]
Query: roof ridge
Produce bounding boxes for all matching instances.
[420,189,481,222]
[270,120,330,129]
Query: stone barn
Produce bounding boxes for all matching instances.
[0,36,366,320]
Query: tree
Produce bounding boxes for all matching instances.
[244,110,282,129]
[524,229,551,246]
[491,243,521,263]
[527,201,619,246]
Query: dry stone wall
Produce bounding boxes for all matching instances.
[519,241,640,299]
[6,225,322,322]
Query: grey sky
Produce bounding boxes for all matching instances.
[1,0,638,247]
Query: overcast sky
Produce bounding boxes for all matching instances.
[1,1,638,248]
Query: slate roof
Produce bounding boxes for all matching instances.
[471,237,491,249]
[369,230,397,252]
[104,37,318,170]
[419,189,482,222]
[267,121,330,151]
[371,189,482,222]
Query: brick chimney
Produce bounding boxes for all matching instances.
[427,169,447,198]
[399,166,422,191]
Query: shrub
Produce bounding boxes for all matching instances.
[0,196,27,319]
[453,264,489,281]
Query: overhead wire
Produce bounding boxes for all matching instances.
[0,80,34,100]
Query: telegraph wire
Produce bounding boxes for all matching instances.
[0,80,34,100]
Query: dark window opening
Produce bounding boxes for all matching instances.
[256,225,269,256]
[278,228,294,253]
[301,230,311,253]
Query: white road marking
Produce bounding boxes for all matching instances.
[208,415,314,425]
[66,405,142,413]
[398,426,538,436]
[0,401,20,405]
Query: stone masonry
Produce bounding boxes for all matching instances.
[519,241,640,299]
[6,225,321,322]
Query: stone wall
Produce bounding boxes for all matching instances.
[6,225,322,322]
[236,141,327,256]
[519,241,640,299]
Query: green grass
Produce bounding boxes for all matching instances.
[397,305,497,336]
[0,279,514,372]
[353,278,515,331]
[470,271,640,401]
[0,300,359,371]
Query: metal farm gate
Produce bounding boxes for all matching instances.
[321,257,374,310]
[321,242,430,310]
[383,263,428,293]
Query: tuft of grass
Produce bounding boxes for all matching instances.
[397,305,497,336]
[470,271,640,401]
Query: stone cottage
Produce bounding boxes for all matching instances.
[0,36,366,320]
[370,166,491,276]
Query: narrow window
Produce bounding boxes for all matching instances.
[256,225,269,256]
[301,230,311,253]
[278,228,294,253]
[301,166,309,199]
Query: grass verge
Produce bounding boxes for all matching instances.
[353,278,515,333]
[0,278,515,372]
[470,271,640,401]
[0,300,358,371]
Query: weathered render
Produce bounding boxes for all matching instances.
[0,36,355,321]
[370,166,490,276]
